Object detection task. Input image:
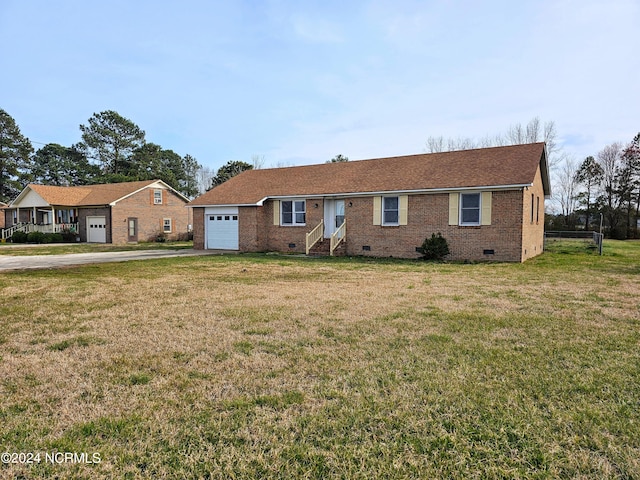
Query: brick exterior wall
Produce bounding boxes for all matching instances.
[111,187,189,243]
[193,176,546,262]
[193,207,205,249]
[239,206,261,252]
[254,199,325,253]
[521,166,546,261]
[78,207,111,243]
[340,192,525,261]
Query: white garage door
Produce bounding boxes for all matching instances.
[206,208,239,250]
[87,216,106,243]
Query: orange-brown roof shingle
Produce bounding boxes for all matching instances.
[191,143,548,206]
[27,180,158,206]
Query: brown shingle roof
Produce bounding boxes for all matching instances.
[191,143,548,206]
[28,180,158,206]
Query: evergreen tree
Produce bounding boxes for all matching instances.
[0,109,33,202]
[208,161,253,190]
[78,110,145,175]
[575,156,603,229]
[620,133,640,237]
[31,143,100,186]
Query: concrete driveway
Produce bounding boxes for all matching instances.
[0,249,229,272]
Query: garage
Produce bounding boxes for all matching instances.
[206,207,238,250]
[87,216,106,243]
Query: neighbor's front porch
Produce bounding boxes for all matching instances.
[2,205,80,240]
[1,222,79,241]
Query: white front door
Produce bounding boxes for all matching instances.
[324,200,345,238]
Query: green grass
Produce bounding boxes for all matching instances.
[0,240,639,478]
[0,241,193,256]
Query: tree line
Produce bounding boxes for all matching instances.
[552,134,640,239]
[0,108,201,202]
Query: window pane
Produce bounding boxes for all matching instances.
[461,194,479,208]
[384,210,399,224]
[462,209,479,223]
[384,197,398,210]
[282,212,293,224]
[294,201,305,212]
[383,196,399,224]
[295,212,306,224]
[282,201,292,213]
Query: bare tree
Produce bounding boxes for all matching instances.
[598,142,623,208]
[425,117,560,166]
[426,136,445,153]
[597,142,624,235]
[251,154,266,170]
[196,165,215,195]
[553,156,580,227]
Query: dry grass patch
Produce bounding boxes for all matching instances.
[1,241,639,478]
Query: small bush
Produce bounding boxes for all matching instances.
[44,233,64,243]
[27,231,46,244]
[10,231,28,243]
[177,231,194,242]
[60,228,77,242]
[421,233,450,261]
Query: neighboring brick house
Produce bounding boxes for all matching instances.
[0,202,6,230]
[3,180,190,243]
[189,143,551,262]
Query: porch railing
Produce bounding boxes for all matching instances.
[1,223,78,240]
[330,220,346,256]
[1,223,30,240]
[305,220,324,255]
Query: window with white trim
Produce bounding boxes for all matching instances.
[163,218,172,233]
[382,196,399,225]
[281,200,306,226]
[154,189,163,205]
[460,193,481,225]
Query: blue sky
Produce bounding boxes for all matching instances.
[1,0,638,173]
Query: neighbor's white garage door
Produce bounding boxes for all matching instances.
[87,216,106,243]
[206,208,239,250]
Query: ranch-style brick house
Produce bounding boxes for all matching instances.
[3,180,190,243]
[190,143,551,262]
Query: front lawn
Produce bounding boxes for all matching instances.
[1,241,638,478]
[0,241,193,256]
